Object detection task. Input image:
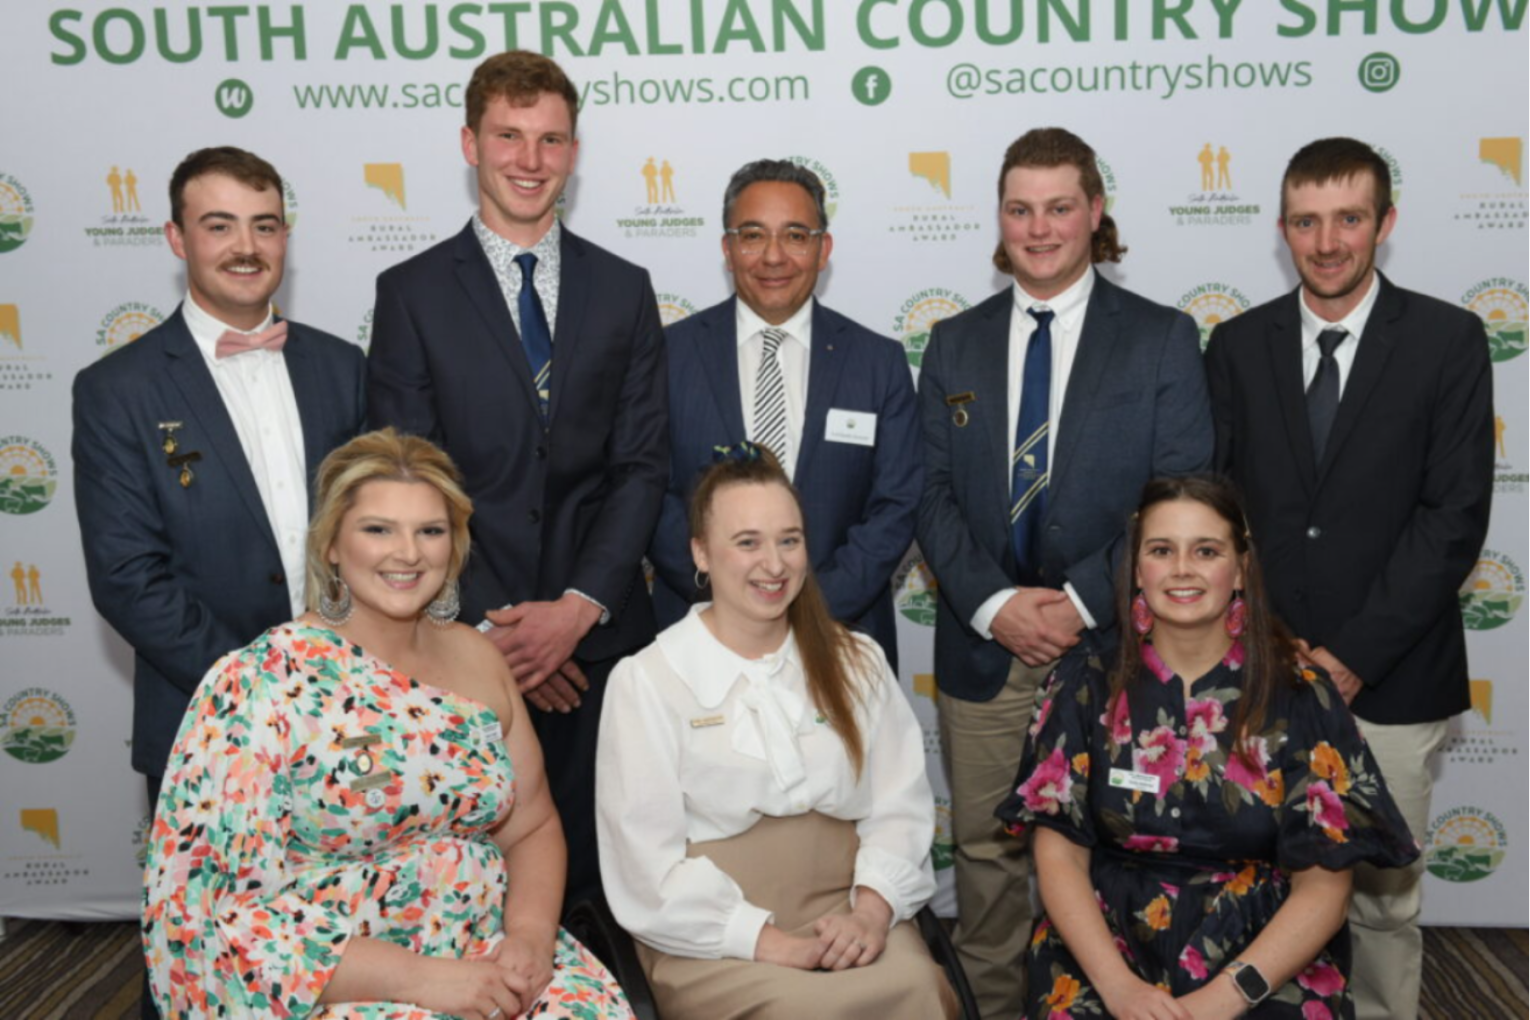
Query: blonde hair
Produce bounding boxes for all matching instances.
[305,429,473,611]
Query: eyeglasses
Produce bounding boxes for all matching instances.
[725,226,825,256]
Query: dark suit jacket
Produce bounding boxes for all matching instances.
[1205,275,1493,725]
[917,273,1213,701]
[367,221,667,662]
[650,297,922,669]
[72,309,367,776]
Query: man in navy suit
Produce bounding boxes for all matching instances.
[916,128,1212,1016]
[367,51,667,906]
[650,159,920,668]
[73,146,365,1018]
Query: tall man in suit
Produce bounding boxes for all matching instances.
[1206,138,1493,1020]
[650,159,921,667]
[917,128,1213,1016]
[367,51,667,906]
[73,146,366,1018]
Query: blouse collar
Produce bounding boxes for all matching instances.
[1142,639,1246,684]
[656,604,801,709]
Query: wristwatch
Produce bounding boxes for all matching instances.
[1224,960,1271,1007]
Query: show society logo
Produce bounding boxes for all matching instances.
[1372,143,1405,206]
[1458,550,1524,631]
[887,151,981,244]
[350,163,438,255]
[786,155,840,222]
[0,437,58,516]
[0,173,35,254]
[932,797,954,871]
[133,814,152,868]
[1492,414,1525,495]
[0,305,54,394]
[1177,283,1252,351]
[3,559,70,638]
[1096,155,1118,216]
[1438,678,1522,769]
[6,809,93,890]
[617,156,704,240]
[894,288,971,368]
[894,551,939,627]
[355,306,373,351]
[1462,278,1528,363]
[284,179,300,232]
[1170,143,1260,226]
[96,301,165,355]
[1425,806,1508,883]
[1454,137,1527,231]
[2,688,76,764]
[655,292,697,326]
[85,163,162,249]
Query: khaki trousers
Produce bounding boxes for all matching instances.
[938,657,1049,1020]
[1348,716,1448,1020]
[636,812,958,1020]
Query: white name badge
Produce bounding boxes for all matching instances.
[825,408,876,447]
[1108,768,1161,795]
[476,719,504,747]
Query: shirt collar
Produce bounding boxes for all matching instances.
[736,296,815,350]
[472,213,562,278]
[656,604,801,708]
[1298,270,1382,349]
[182,292,275,360]
[1012,265,1095,332]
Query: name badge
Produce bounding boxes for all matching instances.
[825,408,876,447]
[1108,768,1161,795]
[689,714,725,729]
[476,719,504,747]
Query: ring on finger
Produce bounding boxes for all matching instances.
[487,1009,503,1019]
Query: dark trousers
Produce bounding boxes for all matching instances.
[530,655,616,912]
[141,775,162,1019]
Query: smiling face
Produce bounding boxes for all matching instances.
[165,173,286,331]
[463,91,578,247]
[723,180,831,326]
[1280,173,1396,322]
[328,479,453,625]
[1134,498,1246,636]
[691,480,808,634]
[998,163,1103,301]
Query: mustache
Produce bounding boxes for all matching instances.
[219,256,269,272]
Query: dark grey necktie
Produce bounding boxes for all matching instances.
[1306,327,1346,462]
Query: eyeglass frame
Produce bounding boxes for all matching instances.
[723,225,827,256]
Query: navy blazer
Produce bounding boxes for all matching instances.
[72,308,367,776]
[1206,276,1493,725]
[650,298,922,669]
[367,222,667,663]
[916,273,1213,701]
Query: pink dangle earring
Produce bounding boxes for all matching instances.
[1226,591,1247,638]
[1131,590,1154,636]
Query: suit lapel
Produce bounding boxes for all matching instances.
[451,223,541,415]
[1319,276,1402,480]
[161,310,279,549]
[1050,277,1121,505]
[1268,290,1318,494]
[695,298,746,438]
[796,301,848,478]
[970,294,1013,529]
[280,324,328,511]
[549,226,590,425]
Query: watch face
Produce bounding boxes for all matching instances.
[1234,964,1271,1001]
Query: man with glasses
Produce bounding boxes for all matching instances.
[649,159,921,669]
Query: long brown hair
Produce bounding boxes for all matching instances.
[1109,476,1296,767]
[992,127,1127,274]
[688,446,872,776]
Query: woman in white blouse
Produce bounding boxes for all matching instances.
[596,445,957,1019]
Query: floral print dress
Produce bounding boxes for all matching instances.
[143,623,632,1019]
[997,643,1418,1019]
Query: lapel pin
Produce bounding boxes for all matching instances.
[157,421,183,456]
[946,392,975,427]
[168,451,202,489]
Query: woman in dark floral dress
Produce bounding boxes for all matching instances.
[998,476,1418,1019]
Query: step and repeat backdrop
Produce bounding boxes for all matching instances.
[1,1,1525,924]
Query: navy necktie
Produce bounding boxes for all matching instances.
[514,252,553,420]
[1307,327,1346,462]
[1011,308,1053,584]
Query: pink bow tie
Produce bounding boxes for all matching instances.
[215,321,288,359]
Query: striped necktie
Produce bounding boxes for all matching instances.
[754,327,789,463]
[1011,308,1053,583]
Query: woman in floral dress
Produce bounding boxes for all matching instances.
[143,429,631,1020]
[998,476,1417,1019]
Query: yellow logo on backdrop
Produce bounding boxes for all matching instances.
[656,293,697,326]
[1197,143,1234,190]
[1469,679,1492,725]
[364,164,407,210]
[105,165,143,213]
[0,305,18,350]
[96,302,165,354]
[1480,138,1524,186]
[20,808,60,849]
[909,152,952,199]
[642,157,678,204]
[1178,284,1252,351]
[1495,416,1507,460]
[10,560,42,605]
[913,673,937,701]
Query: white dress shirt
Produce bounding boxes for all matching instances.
[182,294,308,616]
[1298,270,1382,397]
[596,606,937,961]
[971,268,1098,638]
[736,298,814,480]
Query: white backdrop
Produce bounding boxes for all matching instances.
[1,1,1525,925]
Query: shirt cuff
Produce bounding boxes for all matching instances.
[971,589,1018,640]
[1063,583,1098,630]
[564,588,610,626]
[721,900,773,961]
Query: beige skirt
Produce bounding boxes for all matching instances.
[635,812,959,1020]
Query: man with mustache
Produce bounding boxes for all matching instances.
[72,148,366,1015]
